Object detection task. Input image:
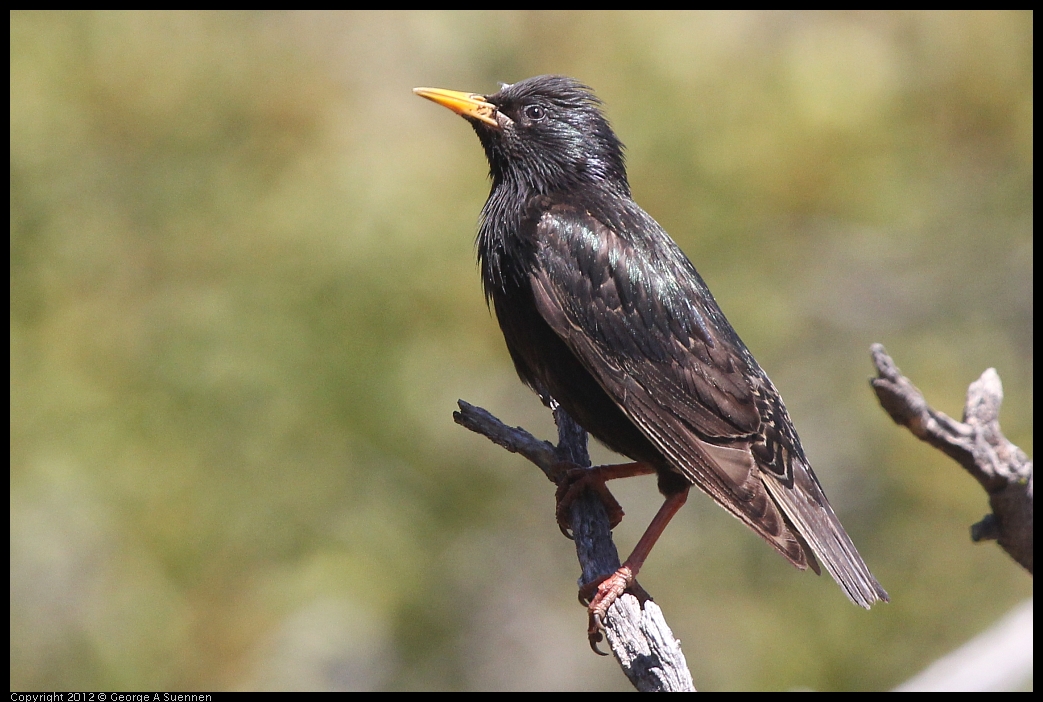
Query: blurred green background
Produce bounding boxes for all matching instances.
[10,11,1032,691]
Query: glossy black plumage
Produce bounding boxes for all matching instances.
[417,76,887,608]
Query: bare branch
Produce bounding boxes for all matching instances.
[453,400,695,691]
[869,344,1032,573]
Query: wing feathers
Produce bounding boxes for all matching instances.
[529,201,887,605]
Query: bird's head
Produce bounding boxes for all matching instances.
[415,75,629,196]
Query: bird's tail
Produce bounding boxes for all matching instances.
[762,462,889,608]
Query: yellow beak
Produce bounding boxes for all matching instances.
[413,87,500,128]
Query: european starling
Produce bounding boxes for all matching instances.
[415,75,888,642]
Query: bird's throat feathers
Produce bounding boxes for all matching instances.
[477,184,531,304]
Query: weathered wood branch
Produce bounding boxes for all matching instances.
[453,400,695,692]
[869,344,1032,573]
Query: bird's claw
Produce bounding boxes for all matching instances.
[582,565,636,655]
[554,464,625,539]
[588,611,609,656]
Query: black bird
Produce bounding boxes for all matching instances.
[415,76,888,638]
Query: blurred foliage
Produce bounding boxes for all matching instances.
[10,10,1032,691]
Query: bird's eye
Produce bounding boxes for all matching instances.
[524,104,546,121]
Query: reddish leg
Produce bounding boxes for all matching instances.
[585,487,690,653]
[555,462,657,538]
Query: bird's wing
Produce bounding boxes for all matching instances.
[529,201,887,606]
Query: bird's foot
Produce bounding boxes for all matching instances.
[554,463,625,539]
[580,565,652,655]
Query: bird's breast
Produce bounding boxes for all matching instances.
[490,275,666,471]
